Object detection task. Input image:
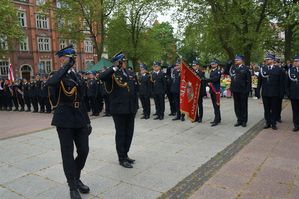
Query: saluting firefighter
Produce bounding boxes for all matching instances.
[46,45,92,199]
[100,52,138,169]
[207,60,222,127]
[257,53,285,130]
[151,61,167,120]
[139,64,151,119]
[229,55,252,128]
[287,55,299,132]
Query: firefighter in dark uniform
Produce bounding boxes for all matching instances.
[101,67,111,117]
[46,45,92,199]
[171,61,185,121]
[274,57,286,123]
[3,80,12,111]
[166,64,176,116]
[23,78,31,112]
[257,53,285,130]
[12,82,20,111]
[207,61,221,126]
[30,77,39,113]
[192,60,206,123]
[139,64,151,119]
[151,62,166,120]
[229,55,252,127]
[95,72,104,113]
[40,75,51,113]
[100,52,138,169]
[287,55,299,132]
[16,79,25,112]
[87,72,99,116]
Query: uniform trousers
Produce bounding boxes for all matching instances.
[262,96,279,126]
[57,127,89,190]
[112,114,135,161]
[210,91,221,123]
[154,94,165,117]
[140,95,150,117]
[291,99,299,128]
[233,92,249,124]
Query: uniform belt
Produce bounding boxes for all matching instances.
[59,101,80,108]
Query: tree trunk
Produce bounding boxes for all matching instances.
[244,44,252,66]
[284,26,294,61]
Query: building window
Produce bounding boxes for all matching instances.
[0,60,9,76]
[36,14,49,29]
[37,37,51,52]
[20,37,29,51]
[84,38,93,53]
[0,37,8,50]
[59,39,67,49]
[36,0,45,5]
[38,60,52,74]
[18,11,27,27]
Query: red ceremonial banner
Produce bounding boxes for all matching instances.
[180,61,201,122]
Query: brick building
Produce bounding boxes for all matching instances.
[0,0,106,80]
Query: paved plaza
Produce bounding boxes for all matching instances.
[0,98,289,199]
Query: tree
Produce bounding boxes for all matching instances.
[176,0,276,64]
[116,0,171,68]
[43,0,117,61]
[273,0,299,61]
[0,0,23,56]
[106,14,176,70]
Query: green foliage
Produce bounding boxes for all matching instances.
[0,0,23,56]
[176,0,280,64]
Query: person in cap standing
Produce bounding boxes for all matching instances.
[274,57,286,123]
[46,45,92,199]
[206,61,222,126]
[192,60,206,123]
[152,62,166,120]
[87,72,100,116]
[257,53,285,130]
[171,61,185,121]
[286,55,299,132]
[139,64,151,119]
[229,55,252,127]
[100,52,138,168]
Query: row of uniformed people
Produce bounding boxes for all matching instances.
[0,76,51,113]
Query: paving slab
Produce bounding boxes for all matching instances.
[190,103,299,199]
[0,98,265,199]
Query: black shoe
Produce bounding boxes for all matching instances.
[103,114,111,117]
[19,108,24,112]
[197,119,202,123]
[40,110,45,113]
[7,108,11,111]
[144,116,150,120]
[77,180,90,194]
[264,124,271,129]
[153,116,160,120]
[277,119,282,123]
[25,109,31,112]
[153,113,158,116]
[181,117,185,121]
[119,161,133,168]
[126,157,135,164]
[272,125,278,130]
[159,116,164,120]
[210,121,215,124]
[211,122,219,127]
[234,123,241,127]
[140,116,146,119]
[293,127,299,132]
[13,108,19,111]
[32,110,38,113]
[70,190,82,199]
[172,117,180,121]
[169,113,176,116]
[242,123,247,127]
